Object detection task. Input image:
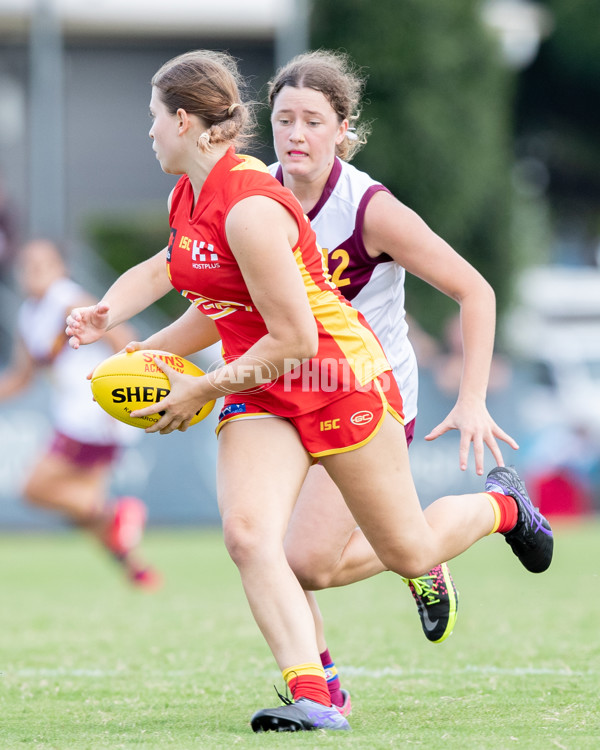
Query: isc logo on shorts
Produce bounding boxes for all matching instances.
[320,418,340,431]
[350,410,374,426]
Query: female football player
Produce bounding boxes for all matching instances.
[66,50,553,733]
[0,238,160,588]
[267,49,520,712]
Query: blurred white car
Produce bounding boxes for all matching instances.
[504,265,600,437]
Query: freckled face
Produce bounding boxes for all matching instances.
[271,86,347,183]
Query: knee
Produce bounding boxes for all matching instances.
[389,560,431,580]
[285,546,335,590]
[221,511,273,570]
[377,545,433,581]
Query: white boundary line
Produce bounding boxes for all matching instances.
[8,665,592,678]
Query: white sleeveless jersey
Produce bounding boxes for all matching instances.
[270,158,418,421]
[18,277,136,445]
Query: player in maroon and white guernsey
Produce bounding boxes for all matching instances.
[66,50,553,734]
[0,239,160,589]
[268,50,520,711]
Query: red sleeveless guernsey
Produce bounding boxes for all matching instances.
[166,147,390,417]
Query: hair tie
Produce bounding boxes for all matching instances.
[197,131,210,149]
[227,103,241,117]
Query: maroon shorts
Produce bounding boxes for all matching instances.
[48,431,120,468]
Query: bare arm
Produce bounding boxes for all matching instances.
[125,304,221,357]
[66,248,172,348]
[0,338,36,400]
[133,195,318,433]
[363,190,518,474]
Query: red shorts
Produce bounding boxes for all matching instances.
[216,373,404,458]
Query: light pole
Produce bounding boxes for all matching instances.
[28,0,65,240]
[275,0,310,70]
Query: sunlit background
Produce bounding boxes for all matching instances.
[1,0,599,529]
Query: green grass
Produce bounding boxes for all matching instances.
[1,521,599,749]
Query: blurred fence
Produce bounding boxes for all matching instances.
[0,271,221,529]
[1,330,599,529]
[0,378,220,529]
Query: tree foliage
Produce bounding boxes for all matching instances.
[310,0,515,335]
[516,0,600,264]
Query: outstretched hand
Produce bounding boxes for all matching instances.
[424,398,519,476]
[66,303,111,349]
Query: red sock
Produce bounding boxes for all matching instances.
[486,491,519,534]
[282,664,331,706]
[320,648,345,708]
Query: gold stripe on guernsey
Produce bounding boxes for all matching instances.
[230,154,270,173]
[293,248,390,385]
[184,292,253,321]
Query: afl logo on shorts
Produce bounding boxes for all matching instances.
[350,410,374,426]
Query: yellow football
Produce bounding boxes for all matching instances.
[90,349,215,429]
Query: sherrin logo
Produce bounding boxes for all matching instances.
[111,386,170,404]
[90,349,216,429]
[350,410,374,426]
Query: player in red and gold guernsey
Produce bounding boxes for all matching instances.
[66,50,554,734]
[166,146,391,427]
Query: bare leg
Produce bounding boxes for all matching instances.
[217,417,321,670]
[22,450,158,587]
[23,451,110,537]
[321,414,496,579]
[285,463,386,590]
[305,591,326,652]
[286,463,387,709]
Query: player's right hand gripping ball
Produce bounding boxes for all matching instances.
[91,349,215,429]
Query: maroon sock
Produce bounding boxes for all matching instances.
[320,648,345,707]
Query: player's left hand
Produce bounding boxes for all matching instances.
[130,357,209,434]
[424,396,519,476]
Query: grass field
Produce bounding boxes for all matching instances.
[1,520,599,749]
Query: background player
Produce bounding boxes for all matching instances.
[267,49,519,711]
[0,238,160,589]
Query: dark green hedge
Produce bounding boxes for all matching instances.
[85,211,189,320]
